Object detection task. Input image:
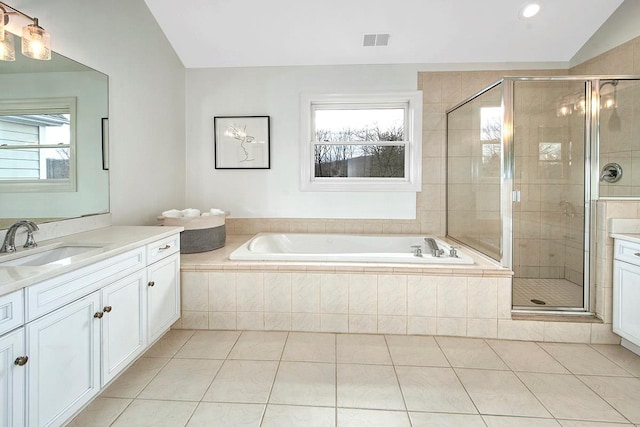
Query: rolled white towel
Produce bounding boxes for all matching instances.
[182,208,201,217]
[161,209,183,218]
[201,212,211,216]
[209,208,226,215]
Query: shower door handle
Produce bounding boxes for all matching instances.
[512,191,521,202]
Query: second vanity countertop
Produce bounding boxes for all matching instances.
[610,233,640,245]
[0,225,183,297]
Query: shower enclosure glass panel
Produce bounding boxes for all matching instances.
[447,85,502,260]
[511,80,587,309]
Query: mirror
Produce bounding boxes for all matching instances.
[0,34,109,230]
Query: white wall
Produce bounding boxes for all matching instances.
[9,0,186,225]
[185,65,426,219]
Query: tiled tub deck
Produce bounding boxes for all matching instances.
[176,236,619,344]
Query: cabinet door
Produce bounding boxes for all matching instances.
[101,270,147,385]
[613,260,640,345]
[26,293,101,427]
[0,328,26,427]
[147,253,180,343]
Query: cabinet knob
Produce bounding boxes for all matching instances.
[148,281,155,287]
[14,356,28,366]
[634,252,640,257]
[94,311,104,319]
[103,306,112,313]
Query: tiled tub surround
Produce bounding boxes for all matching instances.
[177,236,619,344]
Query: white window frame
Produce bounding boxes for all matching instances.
[300,92,422,192]
[0,97,77,193]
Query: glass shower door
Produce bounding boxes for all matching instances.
[511,80,587,309]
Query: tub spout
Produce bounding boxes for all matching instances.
[424,238,444,257]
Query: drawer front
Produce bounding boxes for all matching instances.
[147,234,180,265]
[0,289,24,335]
[614,239,640,266]
[26,247,146,322]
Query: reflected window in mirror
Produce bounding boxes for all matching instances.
[0,97,76,192]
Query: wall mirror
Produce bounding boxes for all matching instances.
[0,34,109,229]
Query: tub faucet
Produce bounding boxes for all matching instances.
[1,220,39,253]
[410,245,423,257]
[424,238,444,257]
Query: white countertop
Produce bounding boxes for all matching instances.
[611,233,640,245]
[0,226,183,297]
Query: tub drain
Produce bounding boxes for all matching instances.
[530,299,546,305]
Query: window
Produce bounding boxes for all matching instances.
[0,98,76,192]
[300,92,422,191]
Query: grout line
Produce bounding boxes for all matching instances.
[383,334,413,426]
[259,331,290,426]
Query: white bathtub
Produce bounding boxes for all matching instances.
[229,233,474,264]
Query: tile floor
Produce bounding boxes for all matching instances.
[68,330,640,427]
[513,278,584,308]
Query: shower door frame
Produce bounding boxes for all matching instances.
[504,76,593,313]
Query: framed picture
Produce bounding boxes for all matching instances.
[214,116,270,169]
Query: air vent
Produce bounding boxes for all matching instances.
[362,33,390,47]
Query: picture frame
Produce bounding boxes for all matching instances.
[214,116,270,169]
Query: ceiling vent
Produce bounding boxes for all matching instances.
[363,33,390,47]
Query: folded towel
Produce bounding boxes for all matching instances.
[161,209,182,218]
[209,208,226,215]
[182,208,201,217]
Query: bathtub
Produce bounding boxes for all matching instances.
[229,233,474,264]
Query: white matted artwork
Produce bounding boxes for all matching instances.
[214,116,270,169]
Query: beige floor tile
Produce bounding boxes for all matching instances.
[385,335,450,367]
[138,358,222,401]
[539,343,631,376]
[337,363,405,410]
[111,399,198,427]
[338,408,410,427]
[482,415,561,426]
[66,397,132,427]
[186,402,264,427]
[202,360,279,404]
[579,375,640,423]
[228,331,288,360]
[591,344,640,377]
[395,366,476,413]
[282,332,336,362]
[101,357,170,398]
[487,339,568,373]
[143,329,195,358]
[517,372,628,423]
[270,361,336,406]
[336,334,392,365]
[261,404,335,427]
[409,412,485,427]
[174,330,241,359]
[456,368,551,417]
[436,337,508,370]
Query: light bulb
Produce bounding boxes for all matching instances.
[0,31,15,61]
[22,19,51,60]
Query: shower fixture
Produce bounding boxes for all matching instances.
[601,80,621,131]
[600,162,623,183]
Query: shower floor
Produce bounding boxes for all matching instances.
[513,278,584,308]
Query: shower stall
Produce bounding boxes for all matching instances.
[446,76,640,312]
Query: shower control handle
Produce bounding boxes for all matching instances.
[410,245,423,257]
[600,163,623,183]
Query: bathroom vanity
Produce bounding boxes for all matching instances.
[612,233,640,356]
[0,226,182,427]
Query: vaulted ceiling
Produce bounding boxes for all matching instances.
[144,0,624,68]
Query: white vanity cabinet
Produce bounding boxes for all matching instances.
[0,229,182,427]
[0,327,26,427]
[613,238,640,353]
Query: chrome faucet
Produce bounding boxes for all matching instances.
[424,237,444,257]
[1,220,39,253]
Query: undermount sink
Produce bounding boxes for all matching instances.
[0,245,104,267]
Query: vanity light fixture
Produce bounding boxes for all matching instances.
[519,2,541,19]
[0,1,51,61]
